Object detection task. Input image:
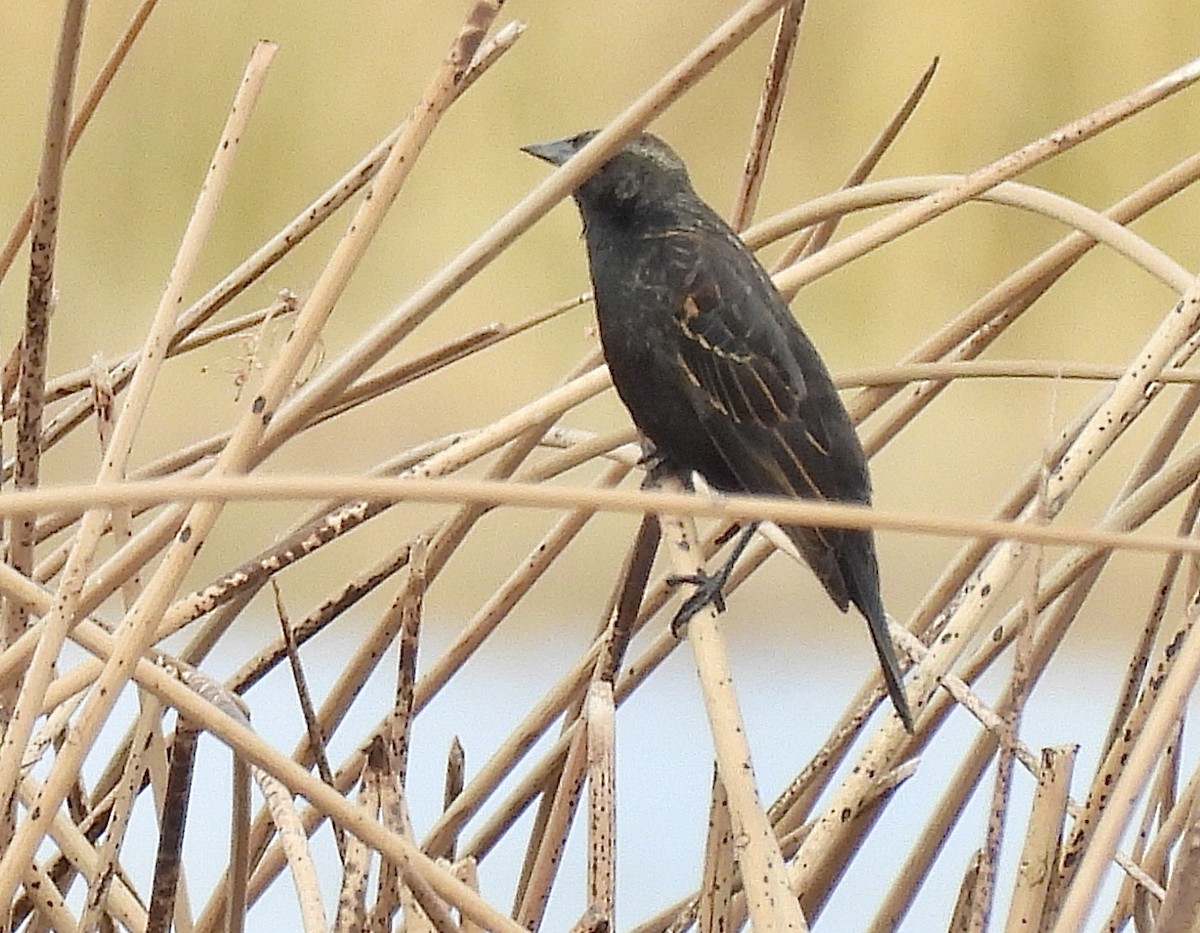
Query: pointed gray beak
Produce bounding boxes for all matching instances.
[520,137,579,166]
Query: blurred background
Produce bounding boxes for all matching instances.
[3,1,1200,929]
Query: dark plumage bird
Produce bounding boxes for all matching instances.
[524,131,913,732]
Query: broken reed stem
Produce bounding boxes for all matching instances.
[971,501,1046,932]
[1002,745,1077,933]
[729,0,806,231]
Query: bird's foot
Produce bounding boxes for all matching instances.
[667,521,759,636]
[668,567,732,635]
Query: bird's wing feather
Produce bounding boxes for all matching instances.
[673,258,806,427]
[668,229,854,507]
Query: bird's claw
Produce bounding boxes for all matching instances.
[667,522,759,636]
[667,567,733,636]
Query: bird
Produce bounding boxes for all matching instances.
[523,130,913,732]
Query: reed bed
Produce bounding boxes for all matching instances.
[3,2,1200,930]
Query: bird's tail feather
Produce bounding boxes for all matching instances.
[862,604,914,733]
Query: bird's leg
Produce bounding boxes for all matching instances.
[668,521,760,636]
[636,442,681,490]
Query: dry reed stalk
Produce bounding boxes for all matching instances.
[969,496,1047,932]
[841,359,1200,386]
[146,717,197,931]
[585,681,616,925]
[0,41,281,901]
[1003,745,1076,932]
[274,582,336,799]
[749,175,1190,292]
[2,0,87,740]
[1156,793,1200,933]
[440,737,466,861]
[79,696,166,929]
[949,851,984,933]
[514,713,590,928]
[6,473,1200,557]
[657,475,807,931]
[1,14,523,469]
[775,53,1200,300]
[1107,769,1200,928]
[698,770,736,933]
[859,204,1199,450]
[335,754,377,931]
[1052,594,1200,930]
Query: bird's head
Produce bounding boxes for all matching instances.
[523,130,694,224]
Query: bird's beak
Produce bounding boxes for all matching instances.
[520,137,578,166]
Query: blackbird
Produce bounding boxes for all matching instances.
[524,130,913,732]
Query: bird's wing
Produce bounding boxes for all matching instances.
[676,243,806,424]
[669,230,854,503]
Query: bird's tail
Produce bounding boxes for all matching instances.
[781,522,915,731]
[862,602,914,733]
